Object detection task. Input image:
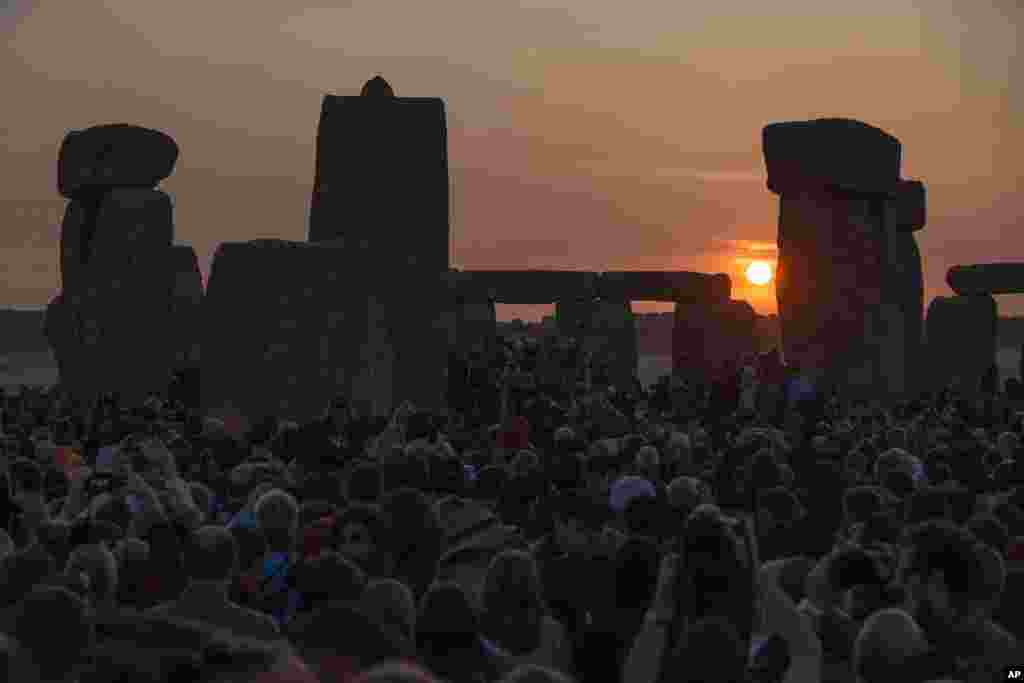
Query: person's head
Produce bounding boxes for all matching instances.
[899,520,985,630]
[10,586,94,683]
[623,493,663,539]
[549,489,603,553]
[253,488,300,549]
[361,578,417,644]
[998,431,1020,462]
[666,476,709,520]
[294,551,367,608]
[613,535,660,611]
[634,445,661,480]
[481,550,546,626]
[843,486,884,528]
[334,502,382,566]
[853,608,929,683]
[664,616,747,683]
[416,581,480,653]
[184,525,238,584]
[348,463,382,503]
[757,487,806,532]
[380,488,443,600]
[66,543,118,607]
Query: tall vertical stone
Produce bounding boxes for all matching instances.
[925,295,997,394]
[764,118,926,400]
[672,298,756,380]
[308,76,449,273]
[308,77,450,414]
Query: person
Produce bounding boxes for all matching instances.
[148,525,282,641]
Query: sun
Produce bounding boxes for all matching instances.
[745,260,773,286]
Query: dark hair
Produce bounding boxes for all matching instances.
[966,514,1010,555]
[184,526,238,582]
[666,617,747,683]
[417,581,480,651]
[294,551,366,608]
[905,520,984,609]
[348,463,382,503]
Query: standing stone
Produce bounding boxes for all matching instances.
[672,299,756,380]
[167,245,204,368]
[201,240,361,423]
[585,300,638,388]
[308,77,449,275]
[58,124,179,199]
[764,118,925,400]
[925,295,997,394]
[555,297,598,341]
[458,300,497,356]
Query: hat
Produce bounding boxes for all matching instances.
[609,476,656,515]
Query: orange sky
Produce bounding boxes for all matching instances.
[1,1,1020,321]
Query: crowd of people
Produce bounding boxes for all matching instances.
[2,332,1023,682]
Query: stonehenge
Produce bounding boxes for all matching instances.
[45,125,200,405]
[47,76,993,419]
[764,118,927,399]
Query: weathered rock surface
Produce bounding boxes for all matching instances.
[880,230,925,397]
[58,124,178,198]
[774,188,885,375]
[884,180,926,232]
[947,263,1024,296]
[597,271,731,303]
[925,294,997,393]
[308,89,449,275]
[672,299,757,379]
[167,245,204,368]
[583,300,638,387]
[458,270,598,305]
[457,300,497,355]
[763,118,902,196]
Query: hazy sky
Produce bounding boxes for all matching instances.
[1,0,1020,321]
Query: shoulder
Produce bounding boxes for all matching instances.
[228,600,282,636]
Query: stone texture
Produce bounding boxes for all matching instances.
[884,180,926,232]
[925,295,997,393]
[43,294,76,389]
[881,230,924,397]
[167,245,204,368]
[458,270,597,304]
[583,300,638,388]
[88,189,174,272]
[597,271,731,303]
[457,300,497,355]
[308,88,449,275]
[201,240,449,422]
[201,240,359,423]
[774,188,885,378]
[947,263,1024,296]
[672,299,757,379]
[58,124,178,199]
[554,298,598,340]
[763,118,901,196]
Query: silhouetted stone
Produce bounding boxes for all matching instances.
[201,240,449,422]
[58,124,178,198]
[584,300,638,387]
[925,294,997,393]
[457,300,497,355]
[308,91,449,274]
[672,299,756,379]
[88,189,174,272]
[597,271,731,303]
[882,230,924,397]
[555,297,598,339]
[43,294,76,389]
[947,263,1024,296]
[167,245,204,368]
[884,179,926,232]
[774,188,885,379]
[201,240,359,423]
[59,200,89,293]
[458,270,597,305]
[763,119,901,196]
